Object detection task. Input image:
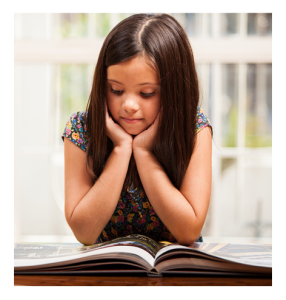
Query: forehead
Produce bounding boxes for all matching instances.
[107,56,159,85]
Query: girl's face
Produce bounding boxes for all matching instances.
[106,56,161,136]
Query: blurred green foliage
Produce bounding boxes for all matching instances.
[59,65,89,135]
[223,105,238,147]
[245,113,272,147]
[95,13,111,37]
[60,14,88,38]
[222,105,272,148]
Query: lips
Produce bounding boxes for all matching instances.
[121,117,143,124]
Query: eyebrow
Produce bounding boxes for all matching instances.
[107,79,160,86]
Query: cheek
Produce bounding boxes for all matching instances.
[149,112,158,124]
[106,97,118,118]
[147,100,161,123]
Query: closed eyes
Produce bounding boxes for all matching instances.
[110,88,155,98]
[110,88,123,95]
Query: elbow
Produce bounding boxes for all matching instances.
[71,222,98,245]
[176,235,198,246]
[65,211,98,246]
[71,224,98,246]
[75,235,97,246]
[175,223,203,246]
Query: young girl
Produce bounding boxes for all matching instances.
[62,13,213,246]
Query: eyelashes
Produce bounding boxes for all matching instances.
[110,88,155,98]
[110,88,122,95]
[141,92,155,98]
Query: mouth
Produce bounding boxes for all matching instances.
[121,117,143,124]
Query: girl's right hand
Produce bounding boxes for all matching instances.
[105,105,133,150]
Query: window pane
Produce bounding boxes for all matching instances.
[95,13,112,37]
[185,13,212,36]
[221,64,239,147]
[219,156,271,238]
[247,13,272,36]
[242,155,272,238]
[208,64,213,122]
[220,158,238,236]
[119,13,133,22]
[246,64,272,147]
[59,64,92,138]
[58,13,88,38]
[196,63,212,120]
[15,64,54,148]
[14,13,50,39]
[221,13,239,36]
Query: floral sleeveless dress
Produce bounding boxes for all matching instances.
[62,106,212,244]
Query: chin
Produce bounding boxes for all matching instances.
[125,129,141,136]
[123,127,145,136]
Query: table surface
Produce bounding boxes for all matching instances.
[14,274,272,286]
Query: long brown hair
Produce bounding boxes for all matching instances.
[86,13,199,191]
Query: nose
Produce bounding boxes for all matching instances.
[122,97,140,113]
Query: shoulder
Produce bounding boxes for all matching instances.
[196,106,213,136]
[61,111,89,152]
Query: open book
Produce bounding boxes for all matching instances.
[14,234,272,277]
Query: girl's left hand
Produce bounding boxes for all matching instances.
[132,109,162,153]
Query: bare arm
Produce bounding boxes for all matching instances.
[133,126,212,245]
[64,139,132,245]
[64,107,133,245]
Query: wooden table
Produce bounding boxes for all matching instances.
[14,275,272,286]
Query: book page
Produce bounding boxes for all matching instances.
[15,234,159,260]
[155,243,272,268]
[14,244,155,270]
[109,234,161,256]
[155,257,271,274]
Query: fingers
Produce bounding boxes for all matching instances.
[105,104,113,124]
[105,107,109,121]
[105,103,109,117]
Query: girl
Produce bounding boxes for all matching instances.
[62,13,213,246]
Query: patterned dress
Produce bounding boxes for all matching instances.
[62,106,213,244]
